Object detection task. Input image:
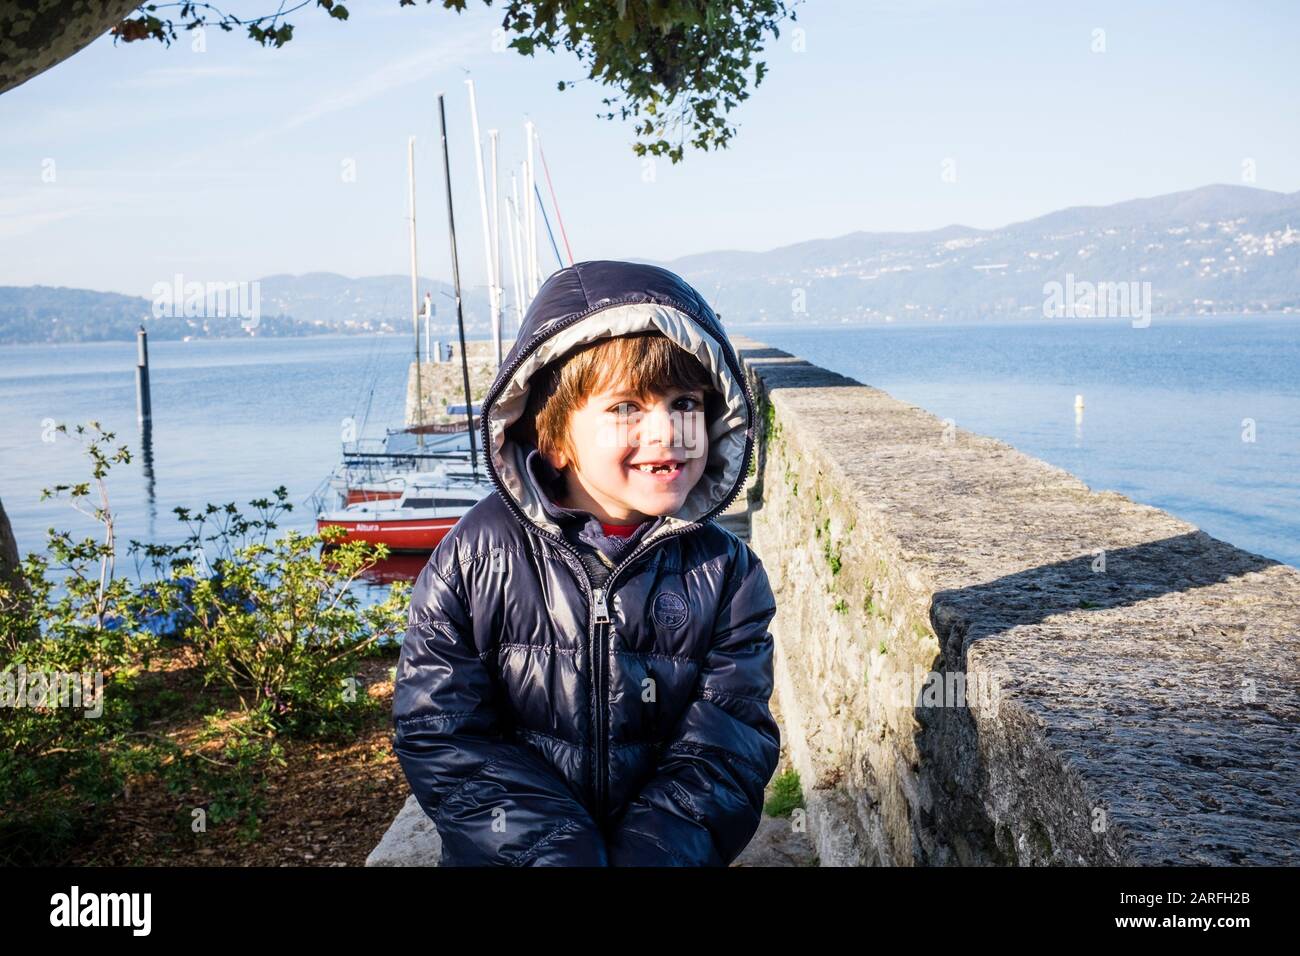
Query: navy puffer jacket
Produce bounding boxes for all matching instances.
[392,259,779,866]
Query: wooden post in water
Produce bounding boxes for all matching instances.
[135,325,151,425]
[437,91,479,478]
[135,324,156,519]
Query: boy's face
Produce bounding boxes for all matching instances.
[549,382,709,526]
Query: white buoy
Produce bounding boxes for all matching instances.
[1074,394,1085,411]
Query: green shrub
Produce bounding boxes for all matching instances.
[0,422,409,863]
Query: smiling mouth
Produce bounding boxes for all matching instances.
[628,461,684,476]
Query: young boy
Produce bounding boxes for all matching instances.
[392,259,779,866]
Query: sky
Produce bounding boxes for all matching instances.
[1,0,1298,298]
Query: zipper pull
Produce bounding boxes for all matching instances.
[592,587,611,624]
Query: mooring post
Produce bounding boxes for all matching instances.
[135,325,152,425]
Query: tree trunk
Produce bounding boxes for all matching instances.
[1,0,142,96]
[0,497,19,583]
[0,496,36,647]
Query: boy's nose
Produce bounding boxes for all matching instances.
[637,404,677,449]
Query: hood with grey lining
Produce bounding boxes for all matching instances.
[479,259,755,545]
[394,261,780,866]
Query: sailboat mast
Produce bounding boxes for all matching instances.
[407,136,425,447]
[525,121,538,298]
[513,166,529,313]
[437,92,480,478]
[489,129,503,366]
[505,175,525,328]
[465,79,501,372]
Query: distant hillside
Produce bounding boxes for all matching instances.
[0,274,497,344]
[658,183,1300,324]
[0,286,152,344]
[255,273,492,333]
[0,286,338,344]
[5,184,1297,343]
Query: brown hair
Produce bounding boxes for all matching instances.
[510,331,716,468]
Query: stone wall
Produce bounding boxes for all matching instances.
[735,335,1298,866]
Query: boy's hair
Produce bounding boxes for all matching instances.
[512,330,716,467]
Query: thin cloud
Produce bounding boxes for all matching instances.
[0,174,199,240]
[117,65,265,89]
[0,199,95,240]
[279,27,489,133]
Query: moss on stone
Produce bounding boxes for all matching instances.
[764,768,805,818]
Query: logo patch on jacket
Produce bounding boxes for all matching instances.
[652,591,689,630]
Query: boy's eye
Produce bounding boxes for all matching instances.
[607,394,703,415]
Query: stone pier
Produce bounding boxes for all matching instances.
[735,334,1298,866]
[405,337,517,427]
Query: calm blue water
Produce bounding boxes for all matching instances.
[1,317,1297,573]
[756,315,1300,567]
[0,335,416,568]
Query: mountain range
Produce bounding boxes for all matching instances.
[662,183,1300,323]
[3,183,1297,344]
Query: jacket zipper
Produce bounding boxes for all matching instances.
[475,296,759,821]
[499,513,726,824]
[584,530,691,822]
[590,585,611,820]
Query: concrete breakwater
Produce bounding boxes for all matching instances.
[405,338,516,427]
[735,334,1298,866]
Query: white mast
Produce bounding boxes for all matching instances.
[407,135,424,444]
[518,161,529,306]
[507,172,526,321]
[465,79,501,370]
[524,121,538,297]
[489,128,503,363]
[503,187,518,326]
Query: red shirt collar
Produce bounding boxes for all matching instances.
[599,522,641,537]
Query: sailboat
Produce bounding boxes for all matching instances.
[318,98,494,549]
[317,87,573,555]
[315,464,489,551]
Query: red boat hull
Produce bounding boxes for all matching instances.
[317,516,459,551]
[343,488,404,505]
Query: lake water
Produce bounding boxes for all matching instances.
[1,316,1297,577]
[755,315,1299,568]
[0,335,417,583]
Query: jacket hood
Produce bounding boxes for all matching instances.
[479,259,754,547]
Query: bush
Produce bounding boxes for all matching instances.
[0,422,410,863]
[143,499,409,739]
